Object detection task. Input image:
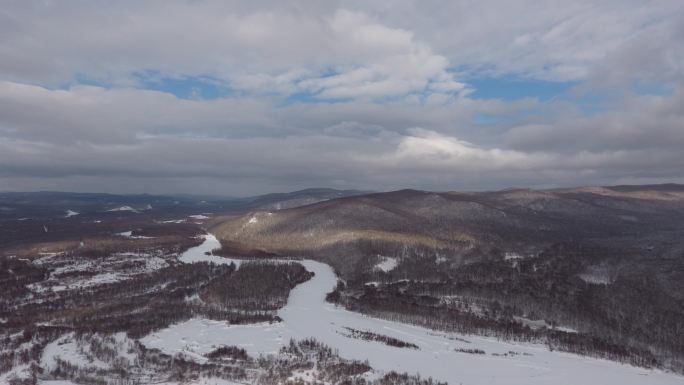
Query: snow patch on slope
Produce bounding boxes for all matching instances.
[578,266,613,285]
[116,230,154,239]
[107,206,139,213]
[375,257,398,272]
[41,334,110,371]
[504,252,525,260]
[189,214,210,220]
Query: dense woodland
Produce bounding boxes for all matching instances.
[326,242,684,372]
[201,261,313,311]
[341,327,419,349]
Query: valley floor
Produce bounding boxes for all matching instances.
[141,235,684,385]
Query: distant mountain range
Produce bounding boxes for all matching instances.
[0,188,370,219]
[211,184,684,257]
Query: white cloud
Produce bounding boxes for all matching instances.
[0,1,683,193]
[388,129,538,169]
[0,3,467,100]
[1,81,683,194]
[228,9,466,99]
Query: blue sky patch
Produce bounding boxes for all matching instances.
[134,71,230,100]
[466,76,577,101]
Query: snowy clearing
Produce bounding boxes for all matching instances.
[107,206,139,213]
[513,316,577,333]
[116,230,154,239]
[28,251,168,293]
[140,234,683,385]
[41,334,109,371]
[189,214,210,219]
[375,256,398,272]
[160,219,186,223]
[504,252,525,260]
[28,272,123,293]
[578,265,613,285]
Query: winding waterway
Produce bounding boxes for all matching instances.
[141,234,682,385]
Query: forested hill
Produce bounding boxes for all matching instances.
[211,184,684,372]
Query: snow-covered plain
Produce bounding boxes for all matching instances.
[141,235,684,385]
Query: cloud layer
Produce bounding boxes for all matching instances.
[1,1,683,194]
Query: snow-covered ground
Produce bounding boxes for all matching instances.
[41,334,110,371]
[578,265,613,285]
[65,209,79,217]
[189,214,210,220]
[504,251,525,260]
[28,251,168,293]
[159,219,186,224]
[375,256,398,272]
[107,206,139,213]
[116,230,154,239]
[141,235,684,385]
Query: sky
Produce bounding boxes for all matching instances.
[1,0,683,196]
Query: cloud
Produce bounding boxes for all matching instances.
[0,3,465,100]
[226,9,466,100]
[355,0,683,82]
[504,89,684,153]
[5,1,680,90]
[0,1,683,194]
[1,80,684,195]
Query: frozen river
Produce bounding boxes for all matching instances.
[141,234,683,385]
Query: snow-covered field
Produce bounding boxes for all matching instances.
[106,205,139,213]
[27,251,168,293]
[141,235,684,385]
